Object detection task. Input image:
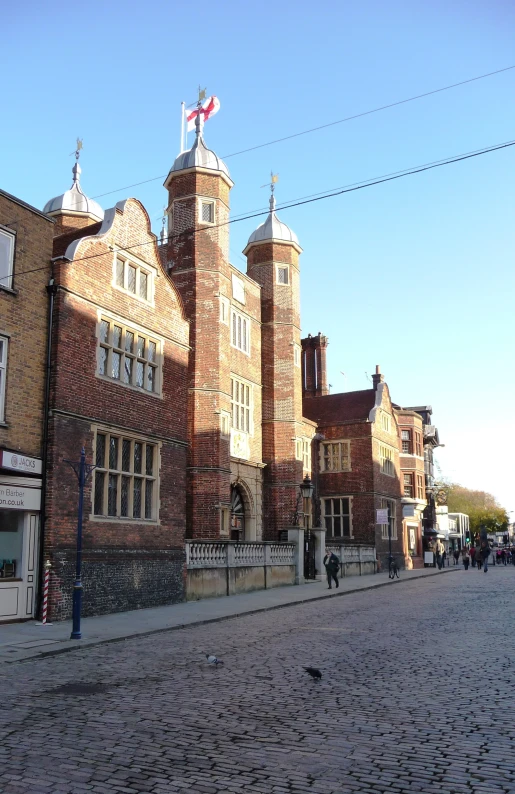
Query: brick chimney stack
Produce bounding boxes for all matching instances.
[301,332,329,398]
[372,365,384,390]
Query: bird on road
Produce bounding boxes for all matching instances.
[303,667,322,679]
[205,654,224,665]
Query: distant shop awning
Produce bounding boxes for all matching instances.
[424,527,438,536]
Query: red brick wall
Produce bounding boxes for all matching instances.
[246,241,304,537]
[45,198,189,617]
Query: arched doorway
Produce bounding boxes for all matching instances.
[230,485,245,542]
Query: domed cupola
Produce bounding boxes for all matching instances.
[43,161,104,223]
[243,186,301,256]
[165,110,231,185]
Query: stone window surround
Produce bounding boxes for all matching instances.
[295,437,311,472]
[112,252,156,307]
[323,495,353,539]
[0,334,8,422]
[197,196,216,226]
[0,226,15,292]
[96,310,163,398]
[380,498,397,540]
[320,440,351,473]
[379,443,395,477]
[90,425,160,524]
[276,265,289,285]
[231,375,253,435]
[230,307,251,356]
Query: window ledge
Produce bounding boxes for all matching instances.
[88,515,159,525]
[0,421,8,428]
[95,373,162,399]
[0,285,17,296]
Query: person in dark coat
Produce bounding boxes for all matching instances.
[462,548,470,570]
[453,549,460,565]
[476,547,483,572]
[480,540,491,572]
[323,552,340,589]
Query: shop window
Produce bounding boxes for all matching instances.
[0,511,23,579]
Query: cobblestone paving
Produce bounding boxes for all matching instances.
[2,568,515,794]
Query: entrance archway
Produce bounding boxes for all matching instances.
[230,485,245,542]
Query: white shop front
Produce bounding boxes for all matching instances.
[0,451,41,622]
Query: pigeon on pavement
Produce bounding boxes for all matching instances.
[206,654,224,665]
[303,666,322,679]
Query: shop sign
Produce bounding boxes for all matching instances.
[403,504,416,518]
[0,484,41,511]
[0,450,42,475]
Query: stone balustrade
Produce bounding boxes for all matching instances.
[325,543,377,577]
[185,541,296,600]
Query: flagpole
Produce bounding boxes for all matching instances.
[180,101,185,153]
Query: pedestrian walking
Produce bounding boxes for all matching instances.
[435,539,444,570]
[462,548,470,570]
[453,549,460,566]
[476,548,483,572]
[470,546,476,567]
[480,540,491,573]
[323,551,340,589]
[501,549,507,565]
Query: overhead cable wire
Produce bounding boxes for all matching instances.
[91,64,515,200]
[67,137,515,265]
[3,136,514,285]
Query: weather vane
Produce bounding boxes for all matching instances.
[261,171,279,192]
[70,138,83,161]
[198,85,206,105]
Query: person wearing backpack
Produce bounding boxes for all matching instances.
[323,551,340,589]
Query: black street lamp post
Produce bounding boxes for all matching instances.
[64,447,96,640]
[300,476,315,579]
[388,505,393,571]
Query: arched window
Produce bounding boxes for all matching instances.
[230,485,245,542]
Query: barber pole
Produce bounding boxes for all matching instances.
[41,560,51,625]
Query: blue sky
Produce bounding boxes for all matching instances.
[2,0,514,515]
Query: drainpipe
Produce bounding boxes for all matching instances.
[36,275,58,617]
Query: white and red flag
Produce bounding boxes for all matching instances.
[186,96,220,132]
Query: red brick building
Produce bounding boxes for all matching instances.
[393,407,426,568]
[20,113,440,617]
[42,163,189,619]
[161,115,312,544]
[302,350,404,570]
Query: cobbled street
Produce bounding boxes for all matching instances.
[2,569,515,794]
